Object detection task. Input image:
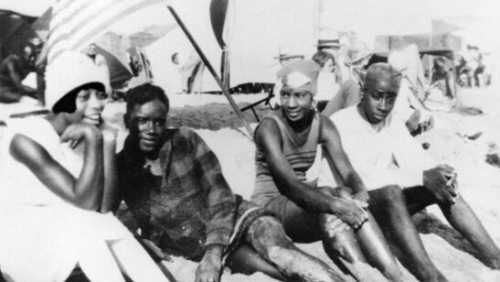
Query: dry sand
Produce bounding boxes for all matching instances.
[137,88,500,282]
[2,88,500,281]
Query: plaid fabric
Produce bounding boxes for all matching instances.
[117,128,237,260]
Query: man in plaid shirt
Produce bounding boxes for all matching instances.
[116,83,346,282]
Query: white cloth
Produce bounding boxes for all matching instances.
[316,71,340,101]
[0,117,132,282]
[318,106,437,189]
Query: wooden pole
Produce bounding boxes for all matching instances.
[167,5,254,140]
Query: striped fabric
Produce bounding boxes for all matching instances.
[252,110,321,206]
[46,0,166,64]
[255,111,320,182]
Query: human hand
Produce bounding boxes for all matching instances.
[424,165,458,205]
[334,198,369,230]
[100,126,118,143]
[195,246,223,282]
[352,190,370,203]
[61,123,102,149]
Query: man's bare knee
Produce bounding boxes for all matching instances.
[380,185,404,200]
[247,216,292,251]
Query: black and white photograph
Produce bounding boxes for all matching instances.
[1,0,500,281]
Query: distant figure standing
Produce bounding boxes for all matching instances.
[312,50,338,112]
[172,50,205,94]
[0,43,38,103]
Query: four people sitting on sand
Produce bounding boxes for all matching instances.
[0,48,499,282]
[318,62,500,281]
[114,83,346,282]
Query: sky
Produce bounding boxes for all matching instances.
[2,0,498,51]
[2,0,499,89]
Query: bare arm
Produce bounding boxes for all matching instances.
[256,118,349,214]
[6,59,23,86]
[6,58,36,94]
[99,130,118,213]
[9,124,104,210]
[320,115,369,201]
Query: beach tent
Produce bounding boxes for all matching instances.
[140,0,319,94]
[374,33,462,53]
[223,0,317,88]
[0,10,38,59]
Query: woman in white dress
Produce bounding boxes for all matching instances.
[0,51,169,282]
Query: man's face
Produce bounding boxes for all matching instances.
[280,88,313,122]
[361,88,398,124]
[21,46,35,69]
[126,99,168,157]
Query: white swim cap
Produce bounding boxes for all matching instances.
[45,51,110,111]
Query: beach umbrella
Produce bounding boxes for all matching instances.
[94,32,134,89]
[210,0,231,87]
[128,24,177,49]
[31,7,52,42]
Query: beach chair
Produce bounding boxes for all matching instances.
[240,87,274,122]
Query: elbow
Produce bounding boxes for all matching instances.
[73,186,103,211]
[77,197,101,211]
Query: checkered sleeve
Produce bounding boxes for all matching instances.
[185,129,237,248]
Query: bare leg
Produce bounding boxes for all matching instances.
[279,194,366,276]
[333,187,403,282]
[225,244,284,280]
[438,196,500,269]
[246,216,347,282]
[371,186,448,282]
[405,185,500,269]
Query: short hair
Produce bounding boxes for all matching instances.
[125,83,170,116]
[52,82,104,114]
[311,51,335,68]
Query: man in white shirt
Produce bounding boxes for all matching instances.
[319,63,500,282]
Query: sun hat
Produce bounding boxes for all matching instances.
[316,29,341,50]
[45,51,110,111]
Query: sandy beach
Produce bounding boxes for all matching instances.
[99,85,500,281]
[1,86,500,281]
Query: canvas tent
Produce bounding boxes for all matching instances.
[0,9,38,60]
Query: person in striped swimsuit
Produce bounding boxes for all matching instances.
[251,59,403,282]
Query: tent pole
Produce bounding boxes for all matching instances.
[167,5,254,140]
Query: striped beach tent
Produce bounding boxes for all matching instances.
[45,0,168,65]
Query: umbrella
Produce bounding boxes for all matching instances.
[128,24,177,49]
[31,7,52,42]
[94,32,134,89]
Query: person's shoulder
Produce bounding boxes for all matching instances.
[168,127,207,150]
[255,112,282,140]
[175,127,200,142]
[331,105,357,123]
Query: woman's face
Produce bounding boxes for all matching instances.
[68,87,108,125]
[323,58,335,73]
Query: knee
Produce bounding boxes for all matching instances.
[379,185,405,204]
[247,216,291,248]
